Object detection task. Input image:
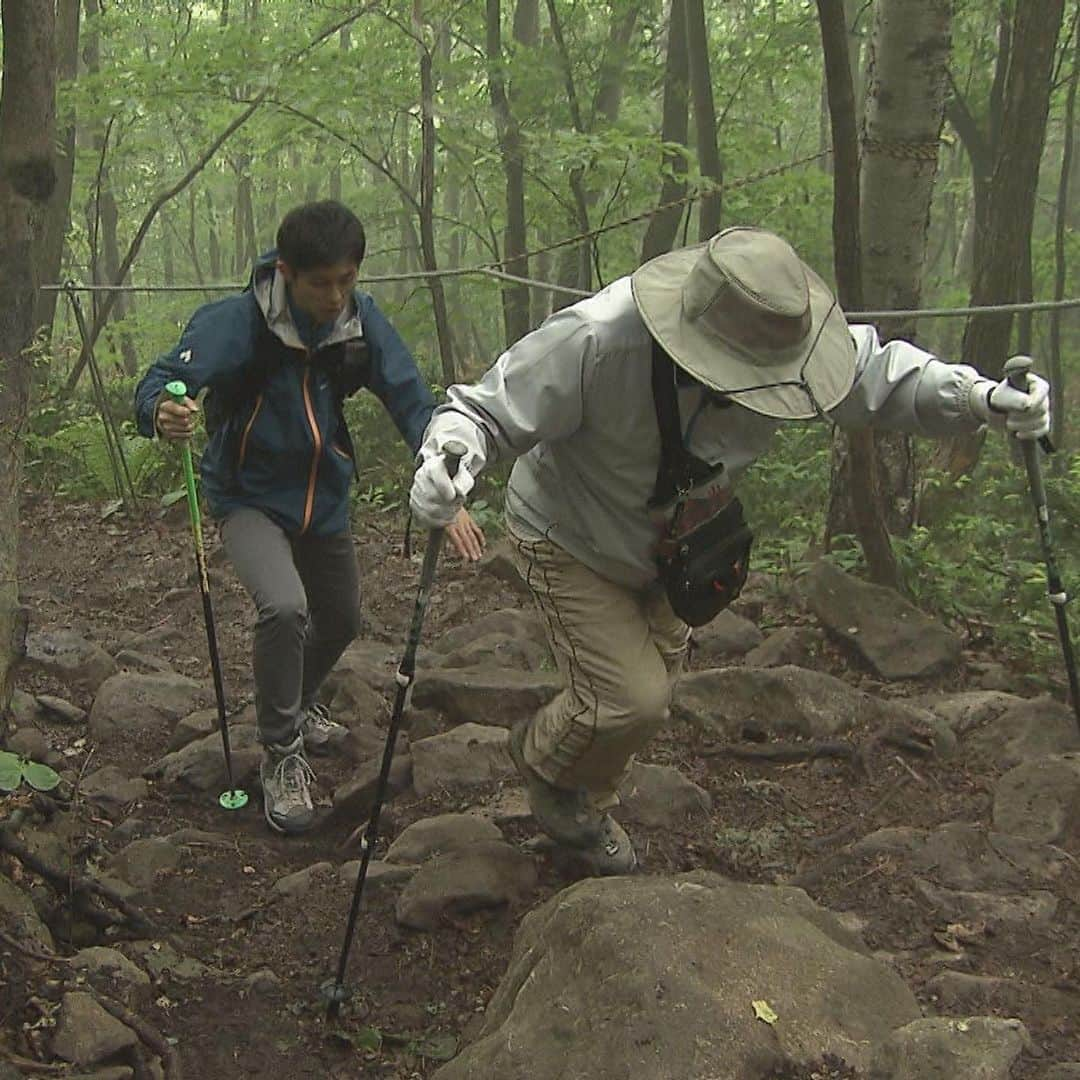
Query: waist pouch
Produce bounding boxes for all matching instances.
[656,493,753,627]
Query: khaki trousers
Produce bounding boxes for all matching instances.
[509,526,690,808]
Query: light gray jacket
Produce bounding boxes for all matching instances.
[423,276,991,588]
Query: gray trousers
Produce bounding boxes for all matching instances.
[221,507,361,747]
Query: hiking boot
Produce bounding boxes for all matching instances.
[260,735,316,835]
[299,702,347,754]
[508,719,637,875]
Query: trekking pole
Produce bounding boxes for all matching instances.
[322,440,467,1021]
[165,381,249,811]
[1004,356,1080,731]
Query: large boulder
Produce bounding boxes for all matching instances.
[868,1016,1029,1080]
[992,754,1080,844]
[674,665,931,742]
[410,723,513,797]
[689,610,764,666]
[434,873,920,1079]
[145,724,261,794]
[0,872,53,951]
[412,667,561,728]
[51,991,137,1067]
[964,696,1080,768]
[386,813,504,864]
[89,672,213,746]
[800,561,961,680]
[23,629,116,696]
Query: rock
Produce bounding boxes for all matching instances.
[24,630,117,696]
[146,724,261,794]
[1042,1067,1080,1080]
[868,1016,1029,1080]
[327,678,388,731]
[433,873,919,1079]
[972,661,1013,692]
[927,972,1079,1024]
[801,561,961,680]
[338,859,417,889]
[108,837,181,891]
[914,691,1019,736]
[411,723,513,797]
[120,940,213,981]
[81,766,149,807]
[272,862,335,898]
[618,762,712,828]
[244,968,282,995]
[67,1068,135,1080]
[441,632,550,673]
[848,822,1068,892]
[477,541,532,600]
[89,672,214,745]
[6,726,49,761]
[167,828,236,849]
[993,754,1080,844]
[117,625,184,654]
[71,946,152,989]
[966,697,1080,767]
[331,755,412,823]
[9,688,43,727]
[674,664,930,741]
[165,706,256,753]
[470,787,532,827]
[743,626,825,669]
[324,639,441,698]
[434,609,547,655]
[396,840,537,931]
[412,667,561,728]
[36,694,87,725]
[913,878,1058,930]
[0,872,54,951]
[386,814,504,864]
[690,610,764,666]
[114,650,175,675]
[51,991,137,1066]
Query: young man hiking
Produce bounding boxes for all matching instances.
[136,200,483,835]
[409,225,1051,876]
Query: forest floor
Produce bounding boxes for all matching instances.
[6,491,1080,1079]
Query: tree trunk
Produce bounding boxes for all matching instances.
[1049,20,1079,454]
[684,0,722,239]
[33,0,79,337]
[816,0,898,589]
[414,0,457,386]
[0,0,57,717]
[486,0,530,345]
[961,0,1065,377]
[641,0,690,261]
[847,0,951,542]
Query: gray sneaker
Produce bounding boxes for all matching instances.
[508,719,637,875]
[260,735,316,835]
[299,703,347,754]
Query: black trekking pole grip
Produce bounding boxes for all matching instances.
[1002,357,1080,729]
[323,438,470,1021]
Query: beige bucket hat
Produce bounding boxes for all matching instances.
[630,226,857,420]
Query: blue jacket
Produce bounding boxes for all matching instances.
[135,256,434,536]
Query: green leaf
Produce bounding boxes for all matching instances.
[0,752,22,792]
[22,761,61,792]
[160,488,187,508]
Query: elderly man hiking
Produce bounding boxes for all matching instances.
[136,200,483,836]
[409,225,1051,876]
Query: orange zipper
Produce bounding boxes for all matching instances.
[237,394,263,470]
[300,361,322,534]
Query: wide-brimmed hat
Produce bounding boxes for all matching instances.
[630,226,856,420]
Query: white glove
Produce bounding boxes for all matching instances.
[970,370,1051,441]
[410,449,475,528]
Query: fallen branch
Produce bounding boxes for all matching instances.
[0,818,155,933]
[700,739,855,763]
[97,993,183,1080]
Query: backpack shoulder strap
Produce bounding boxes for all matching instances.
[650,338,714,505]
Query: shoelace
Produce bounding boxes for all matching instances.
[274,752,316,807]
[304,704,334,731]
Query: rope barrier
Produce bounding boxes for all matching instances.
[39,276,1080,320]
